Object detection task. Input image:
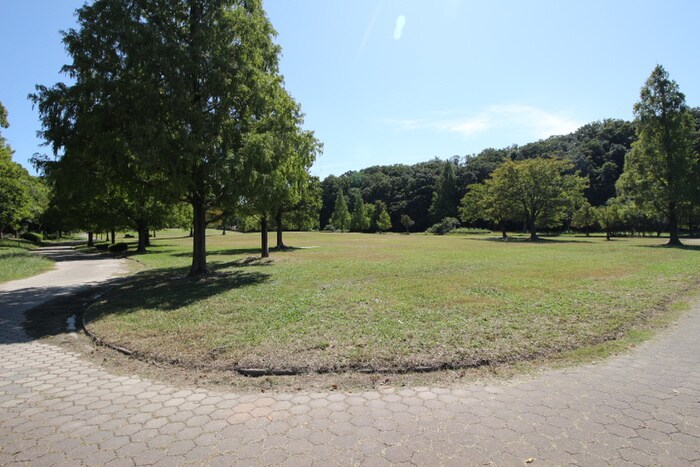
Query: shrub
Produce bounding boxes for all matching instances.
[20,232,43,244]
[108,242,129,253]
[428,217,461,235]
[448,227,492,235]
[95,243,109,251]
[322,224,336,232]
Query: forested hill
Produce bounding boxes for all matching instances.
[320,118,637,232]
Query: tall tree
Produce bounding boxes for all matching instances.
[331,189,350,232]
[617,65,698,246]
[33,0,292,275]
[376,204,392,233]
[429,160,460,222]
[237,86,320,257]
[349,189,368,232]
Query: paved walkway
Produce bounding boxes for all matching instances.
[1,247,699,466]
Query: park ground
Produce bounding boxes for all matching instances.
[30,229,697,389]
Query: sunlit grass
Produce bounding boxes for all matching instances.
[0,239,54,283]
[86,231,700,372]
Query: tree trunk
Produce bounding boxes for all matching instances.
[667,201,683,246]
[606,230,611,241]
[0,229,3,240]
[137,220,148,253]
[152,230,156,238]
[275,210,285,249]
[190,198,208,276]
[501,223,507,239]
[189,228,193,238]
[145,225,151,247]
[87,231,94,247]
[111,229,116,244]
[528,218,538,241]
[261,216,270,258]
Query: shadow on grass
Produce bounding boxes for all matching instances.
[169,246,303,259]
[19,264,270,344]
[469,236,595,244]
[634,243,700,252]
[91,267,271,317]
[170,247,260,258]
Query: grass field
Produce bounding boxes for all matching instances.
[0,239,54,284]
[85,231,700,373]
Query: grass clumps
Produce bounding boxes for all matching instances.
[0,239,53,283]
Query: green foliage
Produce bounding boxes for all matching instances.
[429,160,460,223]
[428,217,461,235]
[0,101,39,237]
[571,201,598,235]
[460,177,518,237]
[400,214,415,233]
[20,232,43,244]
[464,157,587,240]
[32,0,306,274]
[108,242,129,253]
[349,189,368,232]
[617,65,698,246]
[448,227,492,235]
[331,190,351,232]
[376,205,392,233]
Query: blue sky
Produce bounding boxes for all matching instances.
[1,1,699,178]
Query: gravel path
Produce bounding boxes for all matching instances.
[1,246,699,466]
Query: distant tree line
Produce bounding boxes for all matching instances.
[321,67,700,243]
[320,117,639,234]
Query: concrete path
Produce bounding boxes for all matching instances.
[1,247,699,466]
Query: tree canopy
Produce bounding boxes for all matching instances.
[33,0,311,274]
[463,157,587,240]
[0,101,39,238]
[617,65,698,246]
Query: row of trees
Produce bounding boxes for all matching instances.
[319,117,639,233]
[320,67,699,242]
[0,102,48,239]
[33,0,321,273]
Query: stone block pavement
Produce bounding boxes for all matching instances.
[0,247,699,465]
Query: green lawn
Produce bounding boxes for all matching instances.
[85,231,700,372]
[0,239,54,283]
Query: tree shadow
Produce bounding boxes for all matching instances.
[170,247,261,258]
[634,243,700,252]
[18,265,270,344]
[91,267,271,315]
[468,236,594,244]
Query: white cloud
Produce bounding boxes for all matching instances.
[386,105,581,140]
[394,15,406,40]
